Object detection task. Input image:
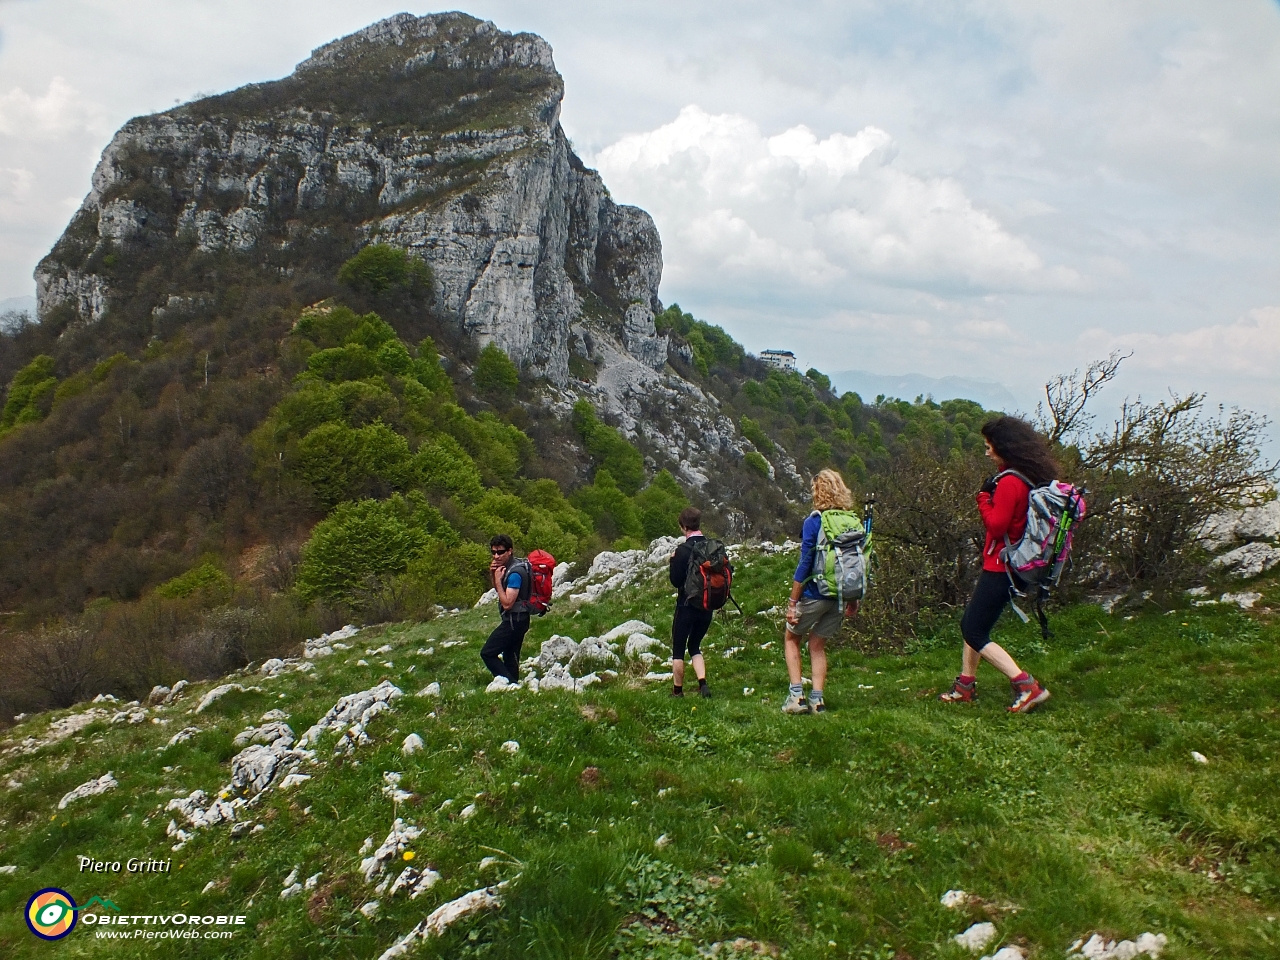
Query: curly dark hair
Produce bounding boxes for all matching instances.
[981,416,1061,486]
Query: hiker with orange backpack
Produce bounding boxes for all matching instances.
[939,416,1059,713]
[480,534,534,684]
[668,506,731,698]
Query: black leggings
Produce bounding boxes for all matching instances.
[481,614,530,681]
[672,605,714,660]
[960,570,1016,652]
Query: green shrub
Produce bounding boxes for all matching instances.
[633,470,690,541]
[153,562,232,600]
[745,451,771,477]
[295,496,432,606]
[572,469,644,541]
[572,400,645,495]
[739,416,774,453]
[292,421,414,507]
[304,343,381,382]
[415,434,485,504]
[395,539,489,611]
[474,343,520,400]
[337,243,433,296]
[1,354,57,432]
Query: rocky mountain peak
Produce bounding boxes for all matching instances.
[35,12,666,387]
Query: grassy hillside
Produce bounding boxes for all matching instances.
[2,544,1277,959]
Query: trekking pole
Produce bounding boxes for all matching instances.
[862,494,876,548]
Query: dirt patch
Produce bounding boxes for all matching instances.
[307,877,348,924]
[876,831,914,853]
[579,766,602,790]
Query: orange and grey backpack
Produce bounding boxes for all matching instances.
[682,538,736,612]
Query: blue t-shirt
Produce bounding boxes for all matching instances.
[793,512,823,600]
[504,571,522,590]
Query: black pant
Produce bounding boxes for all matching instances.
[961,570,1019,652]
[481,614,530,681]
[672,604,714,660]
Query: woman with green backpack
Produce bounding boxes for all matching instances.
[782,469,864,715]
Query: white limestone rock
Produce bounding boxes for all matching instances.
[57,772,118,809]
[298,680,403,753]
[600,620,656,644]
[416,682,441,698]
[536,636,580,673]
[624,634,664,659]
[376,883,507,959]
[954,922,997,953]
[568,637,620,676]
[402,733,425,755]
[1213,541,1280,578]
[361,818,423,882]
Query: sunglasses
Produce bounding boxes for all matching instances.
[491,548,510,556]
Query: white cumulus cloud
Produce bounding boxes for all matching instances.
[1084,306,1280,380]
[592,105,1080,298]
[0,77,102,139]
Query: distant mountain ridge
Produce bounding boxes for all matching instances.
[828,369,1021,412]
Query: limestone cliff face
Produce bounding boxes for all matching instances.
[34,12,665,386]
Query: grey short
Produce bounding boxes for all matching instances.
[789,596,843,639]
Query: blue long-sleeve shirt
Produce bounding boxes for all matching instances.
[793,512,823,600]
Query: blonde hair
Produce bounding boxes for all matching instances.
[812,468,853,511]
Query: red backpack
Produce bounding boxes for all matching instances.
[524,549,556,616]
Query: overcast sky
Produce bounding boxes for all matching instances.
[1,0,1277,443]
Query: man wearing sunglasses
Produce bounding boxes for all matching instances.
[480,534,532,684]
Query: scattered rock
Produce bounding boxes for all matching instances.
[1220,591,1263,609]
[402,734,425,755]
[654,833,672,849]
[416,683,441,698]
[600,620,656,644]
[705,937,780,956]
[166,726,202,747]
[536,636,580,673]
[298,681,403,754]
[195,683,262,714]
[459,803,477,820]
[382,772,415,804]
[376,883,507,959]
[111,708,148,725]
[280,883,303,900]
[568,637,620,676]
[58,772,118,809]
[941,889,973,909]
[0,865,17,874]
[234,721,295,749]
[624,633,664,659]
[500,740,519,754]
[148,685,172,705]
[980,949,1024,960]
[260,709,289,722]
[278,774,311,790]
[486,676,518,693]
[389,865,441,899]
[1213,541,1280,579]
[361,819,423,882]
[1069,933,1167,958]
[360,900,381,918]
[954,922,997,953]
[1191,751,1208,764]
[303,625,360,659]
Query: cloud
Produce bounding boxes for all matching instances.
[0,76,102,139]
[593,105,1080,299]
[1081,306,1280,380]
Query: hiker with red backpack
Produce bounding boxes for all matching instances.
[480,534,537,684]
[668,506,730,698]
[939,416,1072,713]
[782,469,867,715]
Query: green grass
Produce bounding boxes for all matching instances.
[2,549,1278,958]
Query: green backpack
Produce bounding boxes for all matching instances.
[807,509,868,603]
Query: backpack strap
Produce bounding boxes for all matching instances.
[995,468,1037,489]
[503,558,533,615]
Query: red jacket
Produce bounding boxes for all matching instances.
[977,473,1030,573]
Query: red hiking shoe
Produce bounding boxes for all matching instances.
[939,677,976,703]
[1008,675,1050,713]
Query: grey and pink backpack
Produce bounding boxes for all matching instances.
[996,470,1087,638]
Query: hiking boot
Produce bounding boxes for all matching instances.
[781,693,810,714]
[810,699,826,714]
[939,677,976,703]
[670,688,684,697]
[1008,676,1050,713]
[699,684,712,699]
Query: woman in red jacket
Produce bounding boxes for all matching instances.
[940,416,1058,713]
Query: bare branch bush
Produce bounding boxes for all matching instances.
[1073,394,1276,594]
[1036,350,1129,446]
[7,623,105,709]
